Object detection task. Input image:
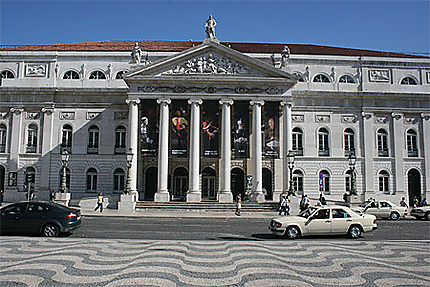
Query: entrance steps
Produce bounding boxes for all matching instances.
[135,201,279,212]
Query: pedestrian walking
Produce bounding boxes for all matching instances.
[420,198,428,207]
[320,195,327,205]
[279,194,288,215]
[0,189,4,206]
[235,194,241,216]
[399,197,408,208]
[49,189,56,203]
[343,192,349,203]
[299,194,309,212]
[94,192,103,212]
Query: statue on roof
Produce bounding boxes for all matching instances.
[205,15,217,39]
[280,45,290,68]
[131,42,143,64]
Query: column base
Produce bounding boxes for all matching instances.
[118,194,136,212]
[186,191,201,202]
[54,192,71,207]
[155,191,170,202]
[218,192,233,203]
[250,192,265,203]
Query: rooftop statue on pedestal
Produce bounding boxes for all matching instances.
[131,42,143,64]
[205,15,217,39]
[280,46,290,68]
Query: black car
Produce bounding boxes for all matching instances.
[0,201,81,237]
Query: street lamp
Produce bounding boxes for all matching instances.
[348,153,357,196]
[287,150,296,196]
[125,148,134,194]
[60,149,70,193]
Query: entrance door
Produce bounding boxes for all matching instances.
[231,168,245,199]
[408,169,421,206]
[144,167,157,201]
[263,168,273,200]
[173,167,188,201]
[202,167,216,200]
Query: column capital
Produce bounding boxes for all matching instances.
[280,101,292,108]
[126,99,141,106]
[250,100,264,106]
[361,111,373,119]
[156,98,171,105]
[421,112,430,120]
[188,98,203,105]
[41,107,54,116]
[391,112,403,120]
[10,107,24,115]
[219,99,234,106]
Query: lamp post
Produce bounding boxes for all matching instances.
[348,153,357,196]
[60,149,70,193]
[287,150,296,196]
[125,148,134,195]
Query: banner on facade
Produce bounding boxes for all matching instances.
[232,101,249,158]
[171,101,189,157]
[263,102,280,158]
[140,100,158,155]
[202,101,219,157]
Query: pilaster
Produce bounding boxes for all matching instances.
[421,113,430,195]
[361,111,374,195]
[40,107,54,192]
[391,112,405,194]
[9,107,24,172]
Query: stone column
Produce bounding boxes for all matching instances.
[218,99,234,203]
[421,113,430,196]
[391,113,405,194]
[187,98,203,202]
[281,101,292,196]
[126,99,140,196]
[361,112,374,201]
[155,99,171,202]
[40,107,54,194]
[250,100,265,202]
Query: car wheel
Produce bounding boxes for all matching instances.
[347,225,362,239]
[42,223,59,237]
[425,212,430,221]
[285,226,301,239]
[390,212,400,221]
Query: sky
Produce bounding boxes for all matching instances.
[0,0,429,55]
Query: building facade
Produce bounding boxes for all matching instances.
[1,33,429,206]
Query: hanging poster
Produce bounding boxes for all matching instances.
[232,101,249,158]
[140,100,158,156]
[202,101,219,157]
[171,101,189,156]
[263,102,280,158]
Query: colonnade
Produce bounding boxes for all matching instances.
[127,98,293,203]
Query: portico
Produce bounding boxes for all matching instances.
[124,39,297,203]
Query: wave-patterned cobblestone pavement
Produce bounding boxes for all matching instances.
[0,237,429,287]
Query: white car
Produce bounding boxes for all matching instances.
[410,206,430,220]
[356,200,407,220]
[269,205,377,239]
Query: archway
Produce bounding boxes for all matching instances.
[0,165,5,192]
[263,168,273,200]
[231,168,245,200]
[408,168,421,206]
[173,167,188,201]
[202,167,216,200]
[144,167,158,201]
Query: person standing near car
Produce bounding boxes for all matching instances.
[399,197,408,208]
[0,189,4,206]
[94,192,103,212]
[279,194,288,215]
[235,194,241,216]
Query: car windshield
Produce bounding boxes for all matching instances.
[299,207,317,218]
[359,201,371,208]
[351,209,363,216]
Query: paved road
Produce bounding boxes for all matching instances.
[70,216,430,241]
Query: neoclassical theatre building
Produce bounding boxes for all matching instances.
[1,26,429,206]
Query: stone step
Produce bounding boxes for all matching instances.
[135,201,279,212]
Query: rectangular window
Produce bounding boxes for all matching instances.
[292,132,303,156]
[377,134,388,157]
[344,134,355,156]
[292,175,303,195]
[379,176,389,194]
[87,175,97,191]
[114,174,125,192]
[318,134,329,156]
[407,134,418,157]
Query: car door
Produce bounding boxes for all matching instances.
[19,203,49,233]
[304,208,331,235]
[0,203,27,233]
[331,208,352,234]
[365,201,380,218]
[378,201,392,218]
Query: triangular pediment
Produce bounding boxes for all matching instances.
[124,40,296,81]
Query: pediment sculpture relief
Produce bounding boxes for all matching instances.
[162,53,261,76]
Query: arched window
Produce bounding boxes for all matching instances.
[0,70,15,79]
[58,167,71,190]
[0,124,7,153]
[313,74,330,83]
[318,128,330,156]
[26,124,38,153]
[113,168,125,192]
[61,124,73,152]
[345,169,353,194]
[339,75,356,83]
[344,128,355,156]
[319,170,330,194]
[115,126,126,154]
[377,128,389,157]
[24,167,36,192]
[88,125,99,154]
[292,170,304,195]
[63,70,80,80]
[115,71,127,79]
[292,127,303,156]
[400,77,417,85]
[86,168,98,192]
[406,129,418,157]
[89,70,106,80]
[378,170,390,194]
